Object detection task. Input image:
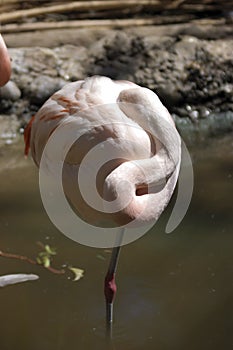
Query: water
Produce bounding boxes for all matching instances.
[0,134,232,350]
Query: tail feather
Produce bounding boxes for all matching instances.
[24,116,35,156]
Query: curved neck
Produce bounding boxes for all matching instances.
[103,87,181,224]
[117,87,181,166]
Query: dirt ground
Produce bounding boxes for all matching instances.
[4,21,233,48]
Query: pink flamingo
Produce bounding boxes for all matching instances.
[24,76,181,336]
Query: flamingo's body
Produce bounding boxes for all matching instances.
[0,34,11,87]
[26,76,180,227]
[25,75,181,334]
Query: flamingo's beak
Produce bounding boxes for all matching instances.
[0,34,11,87]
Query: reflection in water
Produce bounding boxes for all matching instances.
[0,134,232,350]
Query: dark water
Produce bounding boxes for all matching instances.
[0,134,232,350]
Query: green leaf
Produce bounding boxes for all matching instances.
[68,267,84,281]
[42,256,51,268]
[44,245,56,256]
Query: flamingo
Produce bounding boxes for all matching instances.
[24,75,181,336]
[0,34,11,87]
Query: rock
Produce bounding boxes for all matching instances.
[6,35,232,117]
[0,81,21,101]
[1,24,233,145]
[27,75,66,105]
[54,45,88,81]
[8,45,89,105]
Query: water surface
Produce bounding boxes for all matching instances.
[0,134,232,350]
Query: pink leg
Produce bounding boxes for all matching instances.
[104,229,124,337]
[104,247,120,327]
[104,244,122,337]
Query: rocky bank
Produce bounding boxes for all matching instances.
[0,22,232,147]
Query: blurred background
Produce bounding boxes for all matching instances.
[0,0,232,26]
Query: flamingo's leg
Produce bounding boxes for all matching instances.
[104,229,124,338]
